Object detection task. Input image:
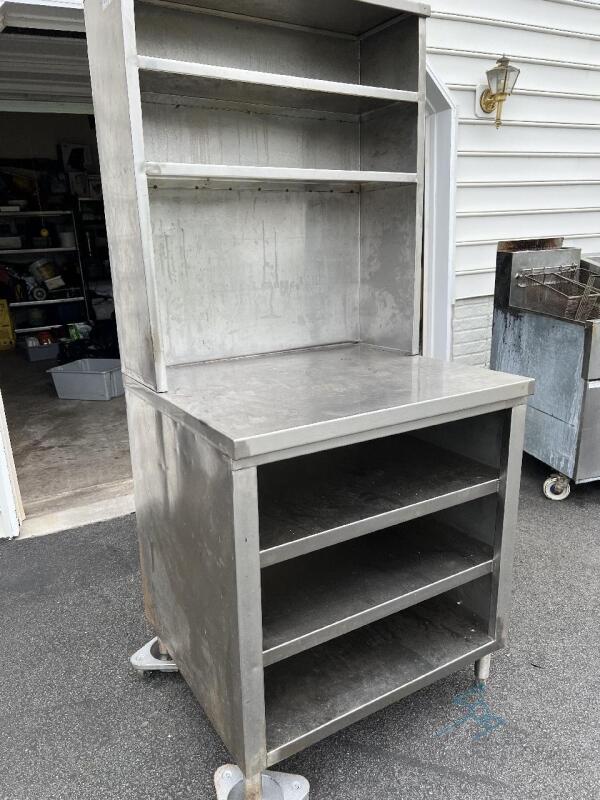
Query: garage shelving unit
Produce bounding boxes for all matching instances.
[86,0,532,797]
[0,209,89,335]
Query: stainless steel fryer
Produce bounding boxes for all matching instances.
[491,238,600,499]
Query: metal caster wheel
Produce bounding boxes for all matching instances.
[543,474,571,501]
[130,637,179,673]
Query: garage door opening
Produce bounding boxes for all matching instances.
[0,110,133,534]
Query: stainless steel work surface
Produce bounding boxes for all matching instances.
[128,344,532,459]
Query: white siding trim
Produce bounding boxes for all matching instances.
[431,11,600,41]
[429,46,600,72]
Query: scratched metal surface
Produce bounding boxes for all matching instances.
[149,189,361,365]
[142,98,360,170]
[126,390,266,773]
[157,345,532,457]
[135,3,360,83]
[491,308,585,478]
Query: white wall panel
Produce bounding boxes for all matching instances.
[428,52,600,97]
[452,87,600,126]
[429,16,600,65]
[456,182,600,213]
[431,0,600,36]
[456,154,600,183]
[458,121,600,154]
[456,207,600,241]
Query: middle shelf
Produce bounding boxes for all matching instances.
[258,436,499,566]
[145,162,418,190]
[138,55,419,116]
[261,516,494,666]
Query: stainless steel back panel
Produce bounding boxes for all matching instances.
[360,185,417,351]
[141,99,360,170]
[136,3,360,83]
[149,189,360,365]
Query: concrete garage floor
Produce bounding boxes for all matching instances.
[1,457,598,800]
[0,350,132,527]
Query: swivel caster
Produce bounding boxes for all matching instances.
[543,473,571,501]
[130,637,179,674]
[215,766,309,800]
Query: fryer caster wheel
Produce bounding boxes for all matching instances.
[543,474,571,501]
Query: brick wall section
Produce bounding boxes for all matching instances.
[452,297,494,367]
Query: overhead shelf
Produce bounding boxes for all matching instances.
[14,324,71,333]
[265,592,495,764]
[145,162,418,190]
[261,520,493,665]
[0,247,76,256]
[0,210,71,218]
[258,437,499,566]
[10,297,84,308]
[138,56,418,116]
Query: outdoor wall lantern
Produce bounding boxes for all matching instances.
[480,56,520,129]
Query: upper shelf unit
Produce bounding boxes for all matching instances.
[138,57,419,116]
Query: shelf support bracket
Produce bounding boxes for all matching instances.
[130,637,179,673]
[214,765,309,800]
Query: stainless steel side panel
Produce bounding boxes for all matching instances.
[575,379,600,482]
[583,321,600,381]
[84,0,166,391]
[126,389,266,775]
[491,307,585,478]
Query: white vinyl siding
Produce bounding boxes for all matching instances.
[428,0,600,365]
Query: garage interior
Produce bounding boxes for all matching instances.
[0,109,132,525]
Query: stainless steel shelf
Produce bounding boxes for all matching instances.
[145,162,417,190]
[258,437,498,566]
[0,210,70,218]
[0,247,77,256]
[138,56,418,116]
[15,324,74,334]
[262,520,493,665]
[265,593,495,764]
[10,297,84,308]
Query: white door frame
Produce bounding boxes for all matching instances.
[423,63,457,361]
[0,390,23,538]
[0,98,90,537]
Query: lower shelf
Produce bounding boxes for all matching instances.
[264,593,495,765]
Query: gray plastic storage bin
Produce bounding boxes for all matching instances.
[22,343,60,362]
[48,358,124,400]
